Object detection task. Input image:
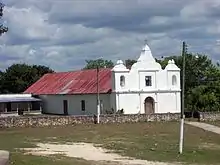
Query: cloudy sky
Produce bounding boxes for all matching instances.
[0,0,219,71]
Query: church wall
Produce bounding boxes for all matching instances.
[157,92,181,113]
[116,93,140,114]
[156,70,168,89]
[115,91,180,114]
[126,70,139,90]
[39,94,111,115]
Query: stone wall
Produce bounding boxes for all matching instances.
[1,112,220,128]
[0,113,180,128]
[199,112,220,121]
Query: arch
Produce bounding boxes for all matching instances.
[144,97,155,114]
[120,75,125,87]
[172,75,177,86]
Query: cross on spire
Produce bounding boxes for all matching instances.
[142,39,148,52]
[144,39,148,45]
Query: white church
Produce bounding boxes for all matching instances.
[24,44,181,115]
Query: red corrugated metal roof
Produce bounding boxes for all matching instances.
[24,68,112,95]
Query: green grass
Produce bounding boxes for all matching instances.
[1,122,220,164]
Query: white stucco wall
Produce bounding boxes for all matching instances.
[111,44,181,114]
[39,94,111,115]
[112,91,180,114]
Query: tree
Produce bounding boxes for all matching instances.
[0,3,8,35]
[125,59,136,69]
[83,59,114,69]
[187,84,220,112]
[1,63,54,93]
[32,65,54,82]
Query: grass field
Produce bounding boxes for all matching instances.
[1,122,220,165]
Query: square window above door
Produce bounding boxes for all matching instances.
[145,76,152,86]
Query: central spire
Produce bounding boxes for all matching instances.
[137,42,155,63]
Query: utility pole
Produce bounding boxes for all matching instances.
[96,65,100,124]
[179,41,186,154]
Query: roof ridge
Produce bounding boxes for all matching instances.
[47,68,112,75]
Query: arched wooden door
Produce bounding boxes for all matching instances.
[144,97,155,114]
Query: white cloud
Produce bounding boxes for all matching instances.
[0,0,219,71]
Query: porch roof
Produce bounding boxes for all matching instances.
[0,97,41,103]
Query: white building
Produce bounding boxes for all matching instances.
[24,44,181,115]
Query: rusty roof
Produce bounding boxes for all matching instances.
[24,68,112,95]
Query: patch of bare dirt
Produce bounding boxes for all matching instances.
[20,142,179,165]
[199,143,220,150]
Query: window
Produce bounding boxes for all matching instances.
[81,100,85,111]
[120,75,125,87]
[145,76,152,86]
[172,75,177,86]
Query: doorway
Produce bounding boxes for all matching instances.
[63,100,68,115]
[144,97,155,114]
[6,102,12,112]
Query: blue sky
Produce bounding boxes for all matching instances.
[0,0,219,71]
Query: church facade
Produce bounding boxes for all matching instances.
[24,44,181,115]
[110,44,181,114]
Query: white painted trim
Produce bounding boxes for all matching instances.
[113,89,181,94]
[112,70,129,73]
[166,69,180,71]
[138,69,159,72]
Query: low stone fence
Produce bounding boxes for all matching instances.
[199,112,220,121]
[0,112,220,128]
[0,113,180,128]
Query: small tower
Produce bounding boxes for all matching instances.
[111,60,129,92]
[165,59,180,89]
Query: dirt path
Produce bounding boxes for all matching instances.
[186,122,220,135]
[21,142,180,165]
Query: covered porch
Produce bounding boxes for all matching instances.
[0,94,42,116]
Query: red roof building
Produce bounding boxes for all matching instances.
[24,68,112,95]
[23,43,181,116]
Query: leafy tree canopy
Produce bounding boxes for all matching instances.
[0,3,8,35]
[0,63,54,93]
[83,59,114,69]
